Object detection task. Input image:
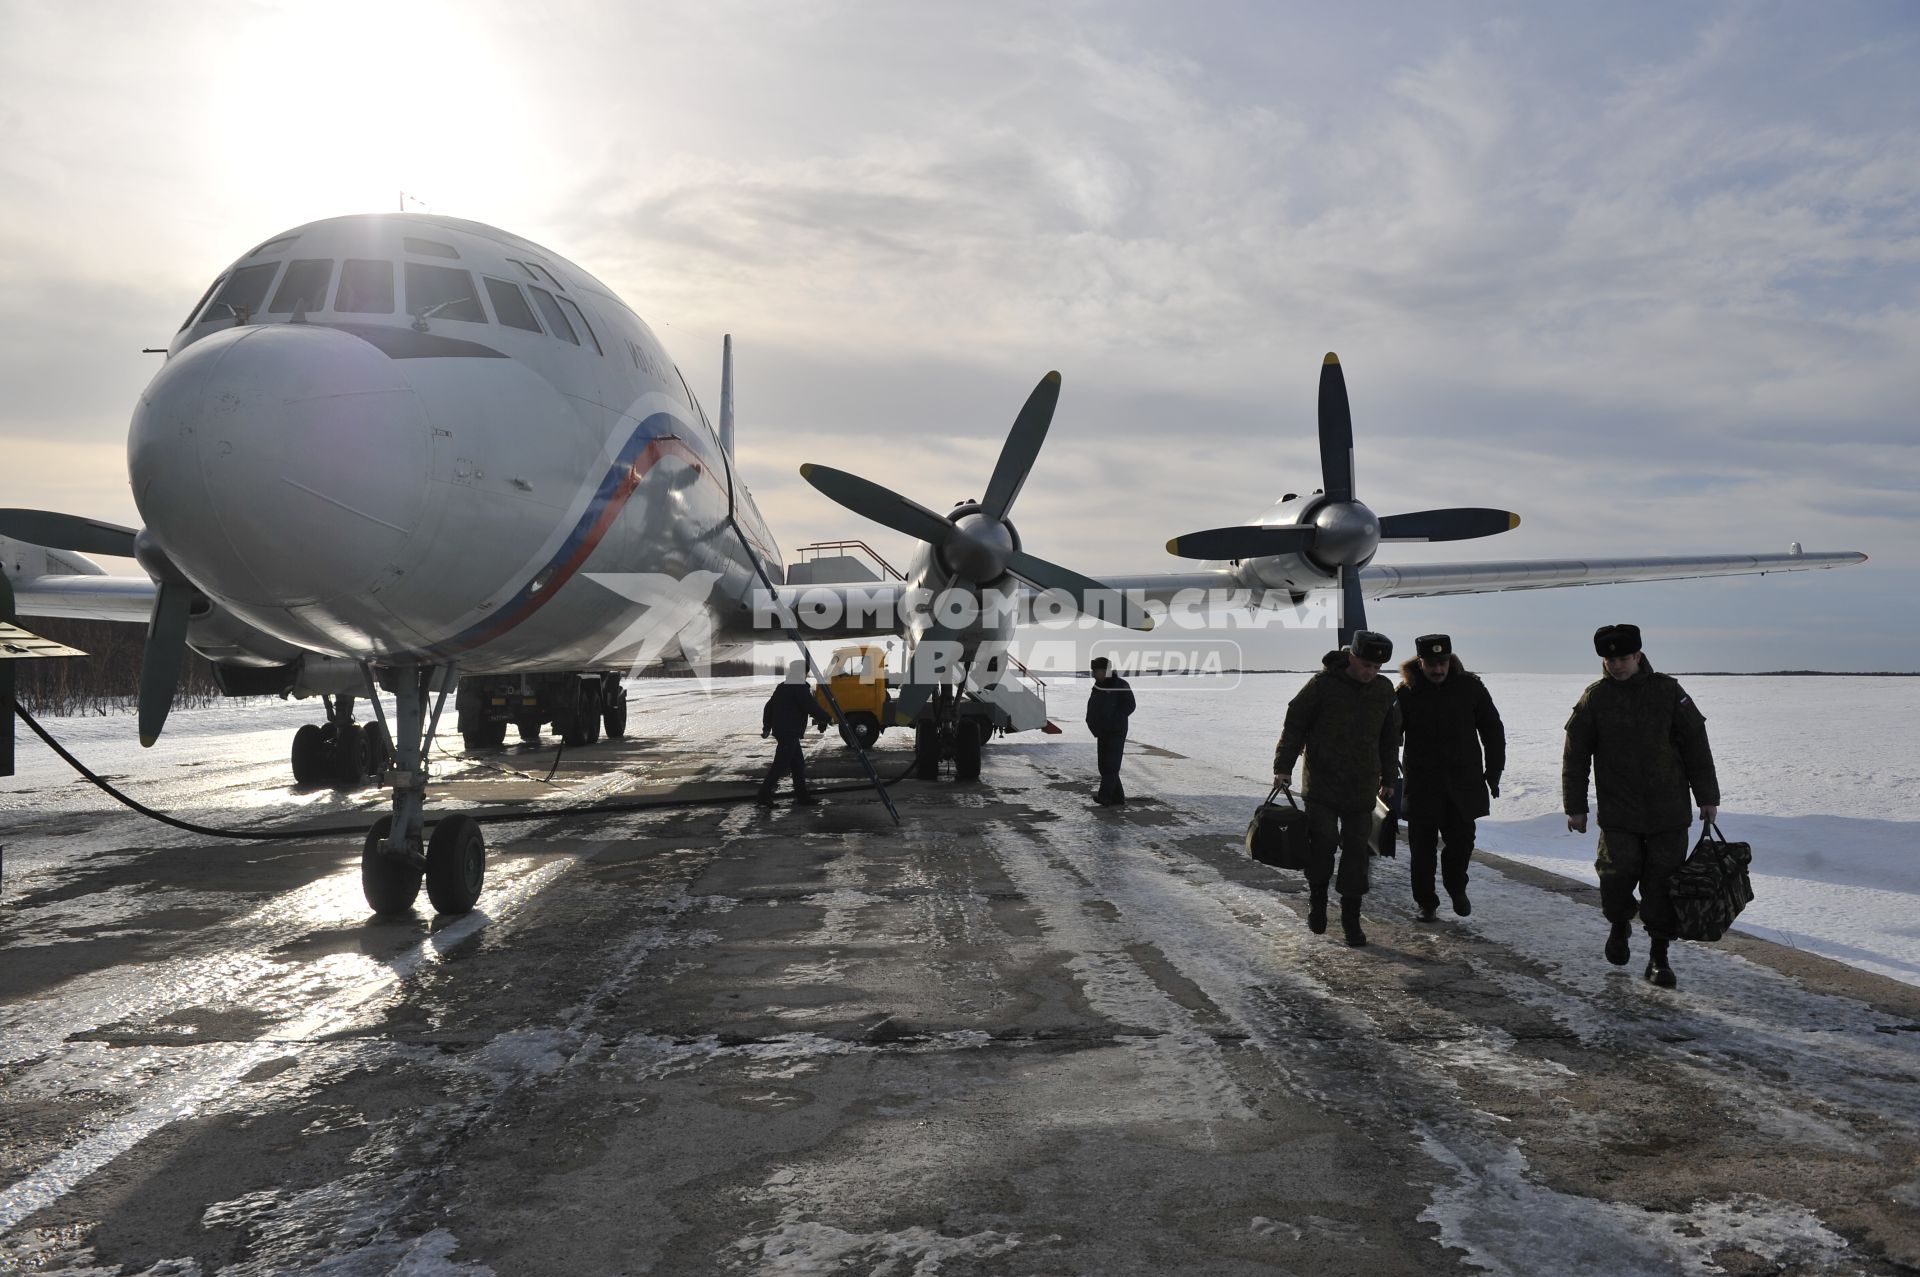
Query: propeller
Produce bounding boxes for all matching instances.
[1165,353,1521,645]
[129,530,200,748]
[800,371,1152,634]
[0,508,205,744]
[0,508,139,559]
[802,372,1151,717]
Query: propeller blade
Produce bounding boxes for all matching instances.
[1165,524,1315,561]
[138,582,192,747]
[799,464,955,545]
[0,508,139,559]
[1005,549,1154,631]
[1337,565,1367,649]
[981,371,1061,521]
[1317,353,1355,503]
[1378,507,1521,542]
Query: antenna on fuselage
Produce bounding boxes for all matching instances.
[718,334,735,460]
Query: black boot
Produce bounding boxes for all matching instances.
[1416,899,1439,922]
[1644,938,1676,988]
[1447,886,1472,917]
[1340,896,1367,948]
[754,787,776,808]
[1307,886,1328,935]
[1605,920,1632,966]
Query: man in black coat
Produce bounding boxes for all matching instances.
[1563,623,1720,989]
[759,660,831,805]
[1395,634,1506,920]
[1086,656,1137,806]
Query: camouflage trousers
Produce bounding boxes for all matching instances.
[1306,801,1373,898]
[1596,827,1690,941]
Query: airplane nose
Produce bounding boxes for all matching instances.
[129,324,433,610]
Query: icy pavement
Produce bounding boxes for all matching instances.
[2,679,1918,1274]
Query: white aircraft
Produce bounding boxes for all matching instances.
[1,214,1866,919]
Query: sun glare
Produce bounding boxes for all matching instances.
[201,1,546,228]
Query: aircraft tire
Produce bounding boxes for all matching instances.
[425,814,486,916]
[363,721,393,778]
[954,719,983,781]
[361,816,422,915]
[291,723,326,786]
[333,724,372,788]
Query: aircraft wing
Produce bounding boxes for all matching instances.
[9,573,157,624]
[1359,550,1867,598]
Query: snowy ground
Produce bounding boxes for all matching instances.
[3,678,1919,1273]
[6,672,1917,986]
[1108,671,1920,988]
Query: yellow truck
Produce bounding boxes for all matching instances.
[812,644,896,749]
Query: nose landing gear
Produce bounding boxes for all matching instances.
[360,663,484,918]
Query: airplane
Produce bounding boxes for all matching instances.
[0,214,1867,921]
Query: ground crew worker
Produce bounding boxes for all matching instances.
[1396,633,1506,920]
[1274,630,1400,947]
[1086,656,1137,806]
[759,660,831,806]
[1563,623,1720,989]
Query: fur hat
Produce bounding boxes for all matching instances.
[1351,630,1393,663]
[1593,623,1643,658]
[1415,633,1451,660]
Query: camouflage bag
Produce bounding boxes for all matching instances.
[1669,821,1755,942]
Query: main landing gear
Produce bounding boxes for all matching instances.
[360,664,486,918]
[291,693,391,789]
[910,687,988,783]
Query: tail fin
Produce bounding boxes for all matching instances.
[718,334,735,459]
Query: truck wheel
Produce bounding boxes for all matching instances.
[581,684,603,745]
[602,685,627,739]
[516,716,543,744]
[954,719,983,781]
[842,712,880,751]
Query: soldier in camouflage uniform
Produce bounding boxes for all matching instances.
[1562,623,1720,989]
[1274,630,1401,947]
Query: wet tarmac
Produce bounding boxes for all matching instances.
[3,688,1919,1275]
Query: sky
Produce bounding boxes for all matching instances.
[0,0,1914,672]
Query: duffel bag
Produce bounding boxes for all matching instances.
[1669,820,1756,942]
[1247,786,1311,871]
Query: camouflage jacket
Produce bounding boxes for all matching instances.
[1274,650,1401,812]
[1561,658,1720,833]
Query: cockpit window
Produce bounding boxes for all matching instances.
[195,262,280,325]
[178,275,225,332]
[336,259,395,313]
[249,235,298,258]
[484,277,542,333]
[508,258,564,289]
[555,297,602,355]
[268,259,334,314]
[527,285,577,344]
[404,236,459,259]
[405,263,486,324]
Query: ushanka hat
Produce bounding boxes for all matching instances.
[1415,633,1451,660]
[1593,623,1643,658]
[1351,631,1393,663]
